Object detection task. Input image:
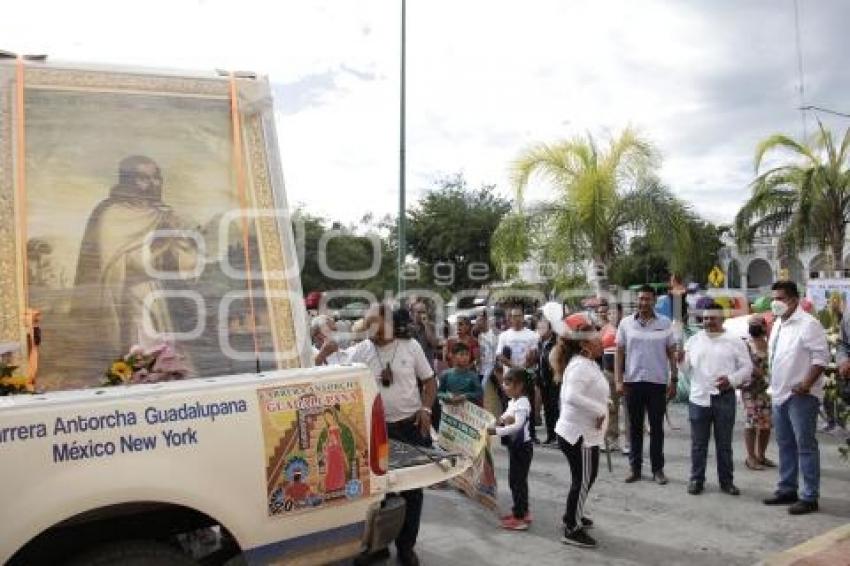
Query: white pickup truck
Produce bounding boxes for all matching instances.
[0,365,465,565]
[0,58,467,565]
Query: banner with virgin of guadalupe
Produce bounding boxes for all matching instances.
[437,401,498,513]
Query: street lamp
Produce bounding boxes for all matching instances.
[397,0,407,294]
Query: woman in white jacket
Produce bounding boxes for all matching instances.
[549,312,610,549]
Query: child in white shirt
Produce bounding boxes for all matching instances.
[489,368,533,531]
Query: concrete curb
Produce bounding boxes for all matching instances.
[756,522,850,565]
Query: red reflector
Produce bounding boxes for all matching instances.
[370,394,389,476]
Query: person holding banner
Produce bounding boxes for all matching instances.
[438,342,484,406]
[488,368,534,531]
[552,313,610,549]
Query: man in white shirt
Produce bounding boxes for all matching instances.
[320,305,435,565]
[496,308,539,372]
[496,307,540,442]
[763,281,829,515]
[680,302,752,496]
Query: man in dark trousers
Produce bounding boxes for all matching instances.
[323,305,435,566]
[615,285,678,485]
[536,318,559,444]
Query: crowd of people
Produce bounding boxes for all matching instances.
[309,277,844,559]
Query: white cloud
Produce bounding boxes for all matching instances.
[3,0,848,225]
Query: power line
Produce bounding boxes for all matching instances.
[799,105,850,120]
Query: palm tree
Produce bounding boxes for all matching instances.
[735,121,850,276]
[492,128,693,291]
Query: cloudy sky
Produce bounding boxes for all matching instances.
[3,0,849,225]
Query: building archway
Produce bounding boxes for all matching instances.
[747,258,773,289]
[809,253,830,279]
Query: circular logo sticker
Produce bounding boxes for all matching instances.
[345,479,363,499]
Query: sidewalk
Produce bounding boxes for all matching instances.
[758,523,850,566]
[416,403,850,565]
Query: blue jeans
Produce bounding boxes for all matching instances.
[773,394,820,502]
[689,390,736,486]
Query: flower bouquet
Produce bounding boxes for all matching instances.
[0,364,33,395]
[103,342,190,386]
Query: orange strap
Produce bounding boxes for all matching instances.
[15,58,28,311]
[229,74,261,371]
[15,57,37,385]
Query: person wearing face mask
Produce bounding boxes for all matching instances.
[679,301,752,496]
[763,281,829,516]
[741,315,775,470]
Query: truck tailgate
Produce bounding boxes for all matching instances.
[385,440,470,492]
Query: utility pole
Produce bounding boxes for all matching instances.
[397,0,407,295]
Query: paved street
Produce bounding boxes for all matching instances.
[413,403,850,566]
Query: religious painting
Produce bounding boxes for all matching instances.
[257,378,370,517]
[0,62,305,391]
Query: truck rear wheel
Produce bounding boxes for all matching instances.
[67,540,195,566]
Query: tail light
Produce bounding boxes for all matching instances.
[370,393,389,475]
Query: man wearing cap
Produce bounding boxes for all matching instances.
[680,301,752,495]
[615,285,678,485]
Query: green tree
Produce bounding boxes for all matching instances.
[406,174,511,292]
[293,210,396,298]
[493,128,693,290]
[735,121,850,273]
[607,221,724,288]
[608,236,669,287]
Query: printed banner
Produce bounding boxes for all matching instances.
[806,279,850,313]
[437,401,498,513]
[257,378,369,517]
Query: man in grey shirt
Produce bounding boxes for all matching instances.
[615,285,678,485]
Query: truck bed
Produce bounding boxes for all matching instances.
[388,439,460,470]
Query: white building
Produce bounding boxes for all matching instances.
[719,227,850,296]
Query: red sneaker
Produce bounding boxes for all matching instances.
[500,513,532,523]
[500,516,529,531]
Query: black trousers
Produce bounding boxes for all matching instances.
[625,381,667,474]
[540,380,560,441]
[387,418,431,553]
[525,372,539,442]
[558,435,599,531]
[508,441,533,518]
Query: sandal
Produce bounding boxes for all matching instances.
[759,457,776,468]
[745,458,764,471]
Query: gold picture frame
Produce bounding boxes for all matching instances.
[0,61,306,390]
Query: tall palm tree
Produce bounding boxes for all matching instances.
[492,128,693,290]
[735,121,850,275]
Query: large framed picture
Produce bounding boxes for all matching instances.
[0,61,307,391]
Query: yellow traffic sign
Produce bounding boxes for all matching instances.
[708,266,725,288]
